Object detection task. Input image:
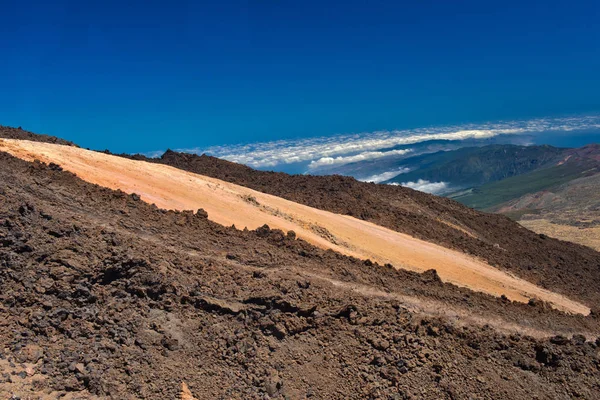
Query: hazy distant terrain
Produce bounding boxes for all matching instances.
[306,137,600,250]
[384,144,566,191]
[380,142,600,250]
[495,158,600,251]
[191,115,600,176]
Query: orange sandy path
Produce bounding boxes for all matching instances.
[0,139,590,315]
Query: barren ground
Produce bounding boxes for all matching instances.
[0,138,589,315]
[1,148,600,399]
[520,219,600,252]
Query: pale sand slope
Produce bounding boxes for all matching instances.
[520,219,600,252]
[0,139,589,315]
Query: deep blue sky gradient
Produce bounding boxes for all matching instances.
[2,0,599,153]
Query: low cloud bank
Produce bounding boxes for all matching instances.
[390,179,450,194]
[142,150,165,158]
[161,115,600,171]
[308,149,412,169]
[358,168,411,183]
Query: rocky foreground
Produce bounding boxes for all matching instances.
[0,139,600,398]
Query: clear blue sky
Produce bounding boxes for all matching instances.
[2,0,599,153]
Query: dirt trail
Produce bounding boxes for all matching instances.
[0,138,590,315]
[301,272,597,339]
[84,215,596,339]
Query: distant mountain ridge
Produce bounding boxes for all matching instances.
[450,144,600,210]
[369,141,600,251]
[385,144,567,188]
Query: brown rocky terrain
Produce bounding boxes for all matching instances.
[0,138,588,314]
[2,143,600,399]
[118,149,600,308]
[0,125,75,147]
[1,125,600,399]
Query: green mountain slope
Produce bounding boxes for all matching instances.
[449,162,598,210]
[386,144,567,187]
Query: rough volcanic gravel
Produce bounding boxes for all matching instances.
[4,126,600,307]
[1,150,600,398]
[0,125,75,147]
[121,150,600,308]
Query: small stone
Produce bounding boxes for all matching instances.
[264,378,282,396]
[195,209,208,219]
[265,382,278,396]
[75,363,86,374]
[161,336,180,351]
[572,334,586,345]
[550,335,570,345]
[18,344,43,363]
[371,356,386,366]
[427,326,440,336]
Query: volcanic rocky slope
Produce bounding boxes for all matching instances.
[118,149,600,307]
[0,125,75,146]
[1,139,600,398]
[4,126,600,308]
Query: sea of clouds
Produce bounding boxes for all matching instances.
[188,115,599,168]
[148,114,600,193]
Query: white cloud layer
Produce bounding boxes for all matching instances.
[143,150,166,159]
[308,149,413,169]
[165,115,600,169]
[358,168,411,183]
[391,179,450,194]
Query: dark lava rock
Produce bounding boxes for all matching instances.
[161,336,180,351]
[0,140,599,399]
[550,335,571,345]
[195,208,208,219]
[572,334,587,345]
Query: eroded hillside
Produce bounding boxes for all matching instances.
[1,149,600,399]
[0,138,590,314]
[118,147,600,308]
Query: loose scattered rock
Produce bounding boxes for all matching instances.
[0,134,599,399]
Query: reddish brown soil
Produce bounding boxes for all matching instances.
[1,143,600,398]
